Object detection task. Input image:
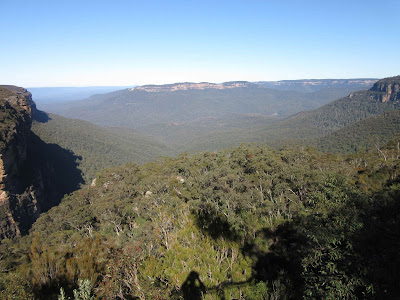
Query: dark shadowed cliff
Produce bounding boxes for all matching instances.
[0,86,83,239]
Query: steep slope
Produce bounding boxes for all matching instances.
[0,86,36,238]
[32,113,173,182]
[0,86,83,239]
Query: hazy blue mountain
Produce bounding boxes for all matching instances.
[38,80,376,149]
[256,78,377,92]
[28,86,136,107]
[187,76,400,151]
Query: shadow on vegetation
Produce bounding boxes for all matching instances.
[173,271,250,300]
[12,132,84,235]
[195,203,241,242]
[180,271,206,300]
[32,108,51,123]
[192,184,400,298]
[29,132,84,209]
[352,187,400,298]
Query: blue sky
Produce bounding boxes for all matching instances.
[1,0,399,87]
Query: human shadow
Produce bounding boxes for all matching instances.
[180,271,206,300]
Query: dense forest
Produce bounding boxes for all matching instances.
[31,112,172,182]
[1,140,400,299]
[1,77,400,299]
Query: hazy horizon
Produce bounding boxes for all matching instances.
[25,77,382,89]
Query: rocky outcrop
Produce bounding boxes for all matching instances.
[0,86,37,238]
[370,76,400,103]
[129,79,378,93]
[259,79,377,89]
[130,81,255,92]
[0,86,62,239]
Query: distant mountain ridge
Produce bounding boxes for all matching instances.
[28,86,137,108]
[129,79,377,93]
[256,78,378,92]
[131,81,253,92]
[41,78,377,150]
[187,75,400,151]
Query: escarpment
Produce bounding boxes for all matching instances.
[0,86,83,239]
[0,86,37,238]
[369,76,400,103]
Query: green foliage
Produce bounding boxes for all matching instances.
[315,110,400,153]
[3,139,400,298]
[6,79,400,298]
[58,279,94,300]
[58,287,67,300]
[97,244,167,299]
[32,112,172,182]
[0,272,34,299]
[73,279,94,300]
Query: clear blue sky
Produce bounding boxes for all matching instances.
[1,0,399,87]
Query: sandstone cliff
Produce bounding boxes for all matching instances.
[0,86,82,239]
[0,86,37,238]
[369,76,400,103]
[130,81,254,93]
[128,79,377,93]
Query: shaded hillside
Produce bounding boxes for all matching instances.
[32,112,173,182]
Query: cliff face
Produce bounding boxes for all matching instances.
[256,79,377,92]
[128,79,378,93]
[370,76,400,103]
[130,81,254,93]
[260,78,377,88]
[0,86,63,239]
[0,86,37,238]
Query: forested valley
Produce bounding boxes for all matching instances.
[1,76,400,299]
